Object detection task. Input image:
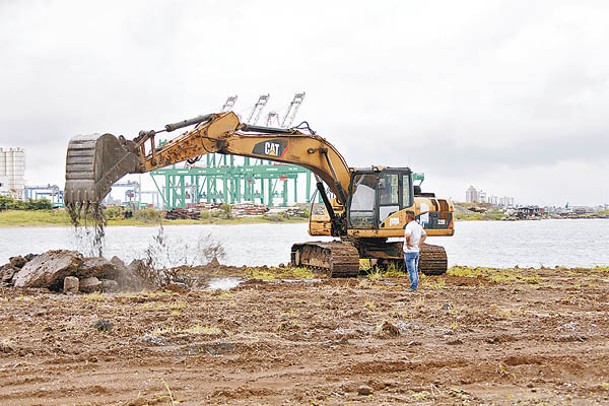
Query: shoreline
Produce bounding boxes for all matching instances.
[0,209,308,228]
[2,214,607,227]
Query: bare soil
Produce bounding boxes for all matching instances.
[1,266,609,405]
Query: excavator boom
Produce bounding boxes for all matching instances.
[64,112,350,207]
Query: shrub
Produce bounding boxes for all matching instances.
[26,198,53,210]
[219,203,232,219]
[263,213,287,222]
[0,196,51,210]
[104,205,123,220]
[134,208,163,223]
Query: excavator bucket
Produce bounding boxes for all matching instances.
[64,133,142,205]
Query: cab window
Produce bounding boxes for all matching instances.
[379,174,399,205]
[379,173,399,222]
[349,173,378,228]
[402,173,412,208]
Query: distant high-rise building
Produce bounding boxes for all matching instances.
[499,196,514,207]
[465,185,480,203]
[0,147,25,199]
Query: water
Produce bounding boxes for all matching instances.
[1,219,608,268]
[440,219,609,268]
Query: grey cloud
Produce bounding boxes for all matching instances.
[1,0,609,206]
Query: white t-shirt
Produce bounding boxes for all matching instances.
[404,220,426,253]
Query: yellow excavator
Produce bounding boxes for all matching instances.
[64,111,454,277]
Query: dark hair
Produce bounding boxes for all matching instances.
[405,210,415,218]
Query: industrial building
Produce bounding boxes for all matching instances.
[0,147,25,199]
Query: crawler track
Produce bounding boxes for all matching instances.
[359,240,449,276]
[419,243,449,275]
[291,241,448,277]
[291,241,360,277]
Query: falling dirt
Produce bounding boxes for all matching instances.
[1,266,609,405]
[66,202,107,257]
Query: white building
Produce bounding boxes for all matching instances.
[499,196,515,207]
[465,185,479,203]
[0,147,25,199]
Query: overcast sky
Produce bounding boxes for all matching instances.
[1,0,608,206]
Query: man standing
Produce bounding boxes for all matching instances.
[404,211,427,292]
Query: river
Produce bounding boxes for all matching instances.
[1,219,608,268]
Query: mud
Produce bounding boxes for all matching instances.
[1,266,609,405]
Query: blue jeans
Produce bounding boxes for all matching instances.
[404,252,420,290]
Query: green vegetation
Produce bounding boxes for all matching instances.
[247,266,316,281]
[453,202,507,221]
[0,209,71,226]
[484,209,508,220]
[448,265,542,284]
[454,211,486,221]
[0,196,53,210]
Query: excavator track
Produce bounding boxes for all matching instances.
[291,241,360,277]
[358,240,448,276]
[418,243,448,275]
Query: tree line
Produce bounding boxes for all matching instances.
[0,196,53,211]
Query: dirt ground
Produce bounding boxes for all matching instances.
[1,265,609,405]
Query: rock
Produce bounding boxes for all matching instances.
[24,253,38,262]
[63,276,79,293]
[94,319,112,332]
[209,256,221,267]
[128,259,148,274]
[126,259,155,289]
[358,385,373,396]
[110,256,127,268]
[100,279,119,292]
[13,250,83,290]
[109,256,138,290]
[77,257,120,279]
[79,276,102,293]
[9,256,28,270]
[166,281,188,293]
[1,266,16,284]
[0,340,14,353]
[375,321,401,338]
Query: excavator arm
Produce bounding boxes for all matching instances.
[65,112,352,207]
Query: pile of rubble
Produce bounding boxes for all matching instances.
[232,202,269,216]
[161,202,309,220]
[0,250,152,294]
[187,202,223,210]
[467,205,488,213]
[164,208,201,220]
[263,206,309,221]
[282,206,309,217]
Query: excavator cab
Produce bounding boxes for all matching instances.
[345,167,454,237]
[346,167,413,229]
